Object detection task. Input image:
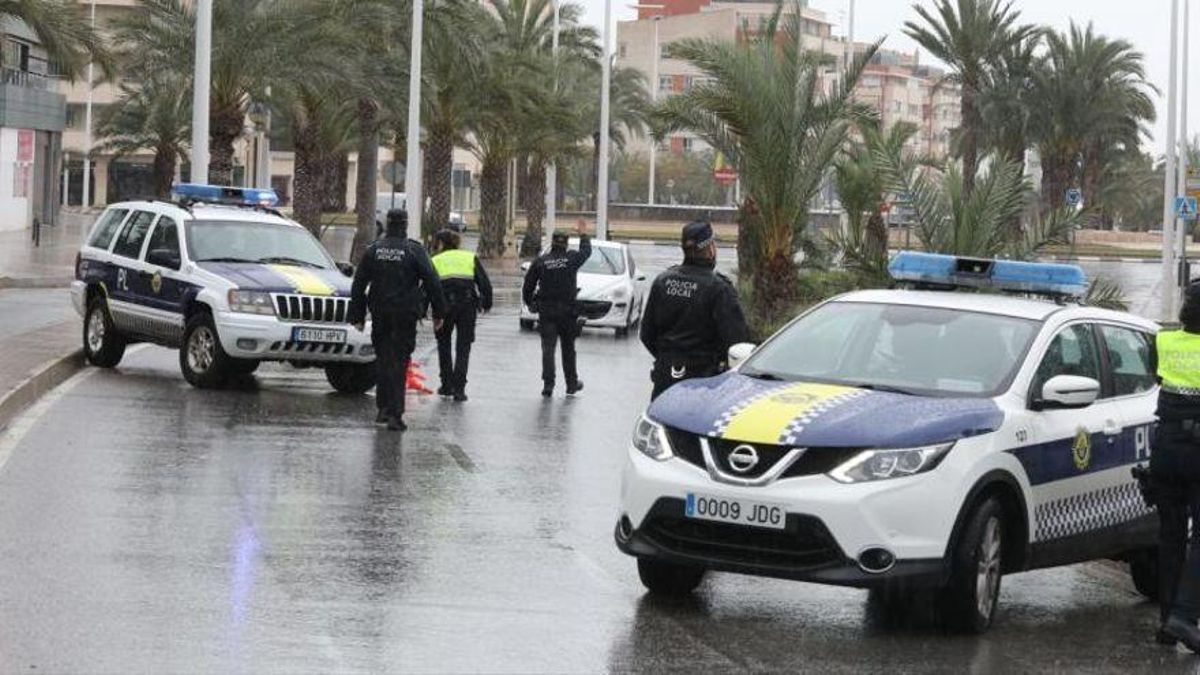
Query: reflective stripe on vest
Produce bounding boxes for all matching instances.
[1157,329,1200,391]
[432,249,475,280]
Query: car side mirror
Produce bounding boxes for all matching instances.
[728,342,757,369]
[1036,375,1101,410]
[520,261,531,272]
[336,262,355,277]
[146,248,181,270]
[636,273,647,282]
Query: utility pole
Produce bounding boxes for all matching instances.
[404,0,425,230]
[190,0,213,184]
[1163,0,1181,321]
[1178,0,1192,294]
[597,0,612,240]
[545,0,560,243]
[82,0,95,207]
[845,0,855,75]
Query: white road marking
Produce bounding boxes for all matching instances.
[0,368,96,478]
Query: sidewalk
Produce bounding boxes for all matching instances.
[0,210,92,288]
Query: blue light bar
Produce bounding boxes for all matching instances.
[888,251,1089,297]
[171,183,279,208]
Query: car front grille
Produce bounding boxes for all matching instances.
[664,426,861,481]
[641,498,843,569]
[274,294,349,323]
[268,341,356,355]
[578,300,612,319]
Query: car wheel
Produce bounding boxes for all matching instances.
[1129,547,1158,601]
[180,311,233,388]
[83,296,126,368]
[519,319,536,332]
[637,558,705,597]
[325,363,375,394]
[940,497,1005,633]
[230,358,261,375]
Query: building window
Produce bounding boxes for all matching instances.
[619,43,627,58]
[660,43,671,59]
[658,75,673,93]
[3,39,30,73]
[681,137,694,153]
[908,104,919,116]
[892,100,902,112]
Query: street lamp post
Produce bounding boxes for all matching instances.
[545,0,560,243]
[597,0,612,240]
[1163,0,1181,322]
[191,0,213,184]
[630,5,666,206]
[404,0,425,230]
[1178,0,1191,293]
[82,0,95,207]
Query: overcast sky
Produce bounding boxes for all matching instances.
[581,0,1192,155]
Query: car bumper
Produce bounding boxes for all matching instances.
[616,445,954,588]
[214,310,375,363]
[519,301,634,329]
[70,280,87,317]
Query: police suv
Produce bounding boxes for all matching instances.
[616,253,1160,632]
[72,184,375,392]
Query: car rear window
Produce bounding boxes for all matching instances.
[87,209,130,250]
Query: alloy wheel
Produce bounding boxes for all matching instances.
[187,326,216,373]
[975,516,1002,619]
[86,308,106,353]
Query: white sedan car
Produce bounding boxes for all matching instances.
[520,238,647,337]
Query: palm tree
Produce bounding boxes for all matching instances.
[277,84,357,235]
[96,74,189,199]
[654,2,877,320]
[978,33,1041,166]
[3,0,111,80]
[904,0,1036,196]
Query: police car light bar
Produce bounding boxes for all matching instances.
[888,251,1089,298]
[171,183,280,208]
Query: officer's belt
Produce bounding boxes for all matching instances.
[1163,384,1200,397]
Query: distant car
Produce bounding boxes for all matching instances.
[520,238,647,337]
[374,192,464,234]
[71,184,376,393]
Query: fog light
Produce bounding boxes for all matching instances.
[360,345,375,357]
[236,339,258,350]
[858,547,896,574]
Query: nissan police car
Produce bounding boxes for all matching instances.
[616,252,1160,633]
[71,184,375,392]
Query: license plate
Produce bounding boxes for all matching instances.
[292,327,347,344]
[685,493,786,530]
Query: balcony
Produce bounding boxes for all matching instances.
[0,67,56,91]
[0,67,65,132]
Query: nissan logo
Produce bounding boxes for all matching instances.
[727,445,760,473]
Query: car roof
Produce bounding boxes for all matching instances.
[567,236,623,249]
[105,200,300,228]
[835,289,1159,330]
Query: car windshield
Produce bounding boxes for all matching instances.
[579,246,625,275]
[741,301,1041,398]
[186,220,332,269]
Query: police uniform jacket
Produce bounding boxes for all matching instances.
[640,261,750,363]
[522,235,592,310]
[348,236,447,324]
[1158,329,1200,422]
[432,249,493,310]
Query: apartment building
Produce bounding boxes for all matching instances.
[853,44,961,159]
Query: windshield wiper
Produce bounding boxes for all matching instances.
[259,256,324,269]
[850,382,919,396]
[741,369,787,382]
[196,256,257,264]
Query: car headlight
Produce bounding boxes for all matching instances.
[632,415,673,461]
[228,290,276,316]
[828,442,954,483]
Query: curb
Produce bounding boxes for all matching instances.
[0,350,85,433]
[0,276,73,290]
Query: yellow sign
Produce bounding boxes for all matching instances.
[151,271,163,295]
[1072,428,1092,471]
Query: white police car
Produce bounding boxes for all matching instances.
[519,238,647,336]
[71,184,375,392]
[616,252,1160,632]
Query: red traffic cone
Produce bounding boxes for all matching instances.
[406,360,434,394]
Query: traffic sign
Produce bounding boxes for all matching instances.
[1065,188,1082,206]
[1175,196,1198,221]
[713,167,737,185]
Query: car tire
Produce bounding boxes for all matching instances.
[230,358,261,375]
[637,558,705,597]
[1129,548,1158,601]
[83,297,126,368]
[939,496,1005,633]
[325,363,376,394]
[180,311,233,388]
[520,319,536,332]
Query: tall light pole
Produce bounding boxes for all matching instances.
[597,0,613,240]
[404,0,425,229]
[1178,0,1192,294]
[545,0,560,242]
[631,5,665,206]
[190,0,213,184]
[845,0,855,75]
[1163,0,1181,321]
[82,0,95,207]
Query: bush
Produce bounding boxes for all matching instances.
[740,269,871,340]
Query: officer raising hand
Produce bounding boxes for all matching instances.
[348,209,446,432]
[641,220,750,400]
[522,219,591,397]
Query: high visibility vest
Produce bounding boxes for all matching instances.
[432,249,476,280]
[1157,329,1200,394]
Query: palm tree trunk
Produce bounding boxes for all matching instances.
[209,104,244,185]
[323,152,348,213]
[521,158,547,258]
[865,211,887,265]
[153,147,176,199]
[423,127,454,241]
[477,156,507,259]
[960,84,979,197]
[353,98,379,262]
[292,126,322,236]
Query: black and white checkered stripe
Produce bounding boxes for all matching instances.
[710,386,786,437]
[1034,482,1154,542]
[777,390,869,446]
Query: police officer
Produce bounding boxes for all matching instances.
[1154,282,1200,651]
[640,220,750,400]
[348,209,447,431]
[431,228,493,402]
[522,219,591,397]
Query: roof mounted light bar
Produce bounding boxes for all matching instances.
[170,183,280,208]
[888,251,1089,299]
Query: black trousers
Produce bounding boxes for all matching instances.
[436,302,477,392]
[1153,423,1200,622]
[650,357,720,400]
[372,311,417,419]
[539,306,580,388]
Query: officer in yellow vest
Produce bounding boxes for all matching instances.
[1154,283,1200,651]
[430,229,492,402]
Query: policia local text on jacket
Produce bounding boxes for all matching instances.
[640,221,750,400]
[522,226,591,396]
[1153,283,1200,651]
[348,210,447,431]
[431,230,493,402]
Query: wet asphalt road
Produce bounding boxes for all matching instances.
[0,247,1195,673]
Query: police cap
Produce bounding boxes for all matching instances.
[386,209,408,236]
[682,220,715,250]
[551,230,570,246]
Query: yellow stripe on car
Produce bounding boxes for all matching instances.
[720,382,860,445]
[269,265,335,296]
